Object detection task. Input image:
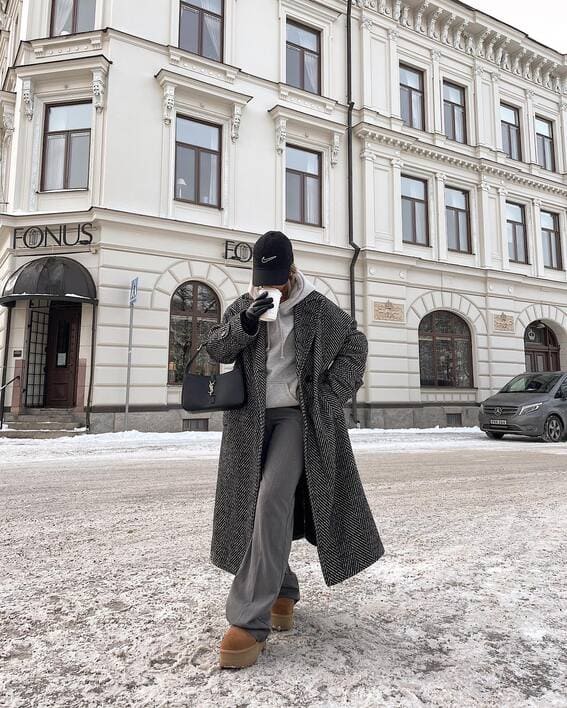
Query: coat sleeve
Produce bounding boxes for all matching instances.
[205,302,260,364]
[324,316,368,406]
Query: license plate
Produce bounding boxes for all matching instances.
[490,419,507,426]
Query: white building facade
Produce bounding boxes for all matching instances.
[0,0,567,433]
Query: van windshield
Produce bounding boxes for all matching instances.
[499,373,562,394]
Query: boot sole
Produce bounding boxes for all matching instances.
[219,640,266,669]
[271,613,293,631]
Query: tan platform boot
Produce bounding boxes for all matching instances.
[219,626,266,669]
[271,597,295,631]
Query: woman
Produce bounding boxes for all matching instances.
[205,230,385,669]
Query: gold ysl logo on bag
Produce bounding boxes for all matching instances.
[208,378,216,397]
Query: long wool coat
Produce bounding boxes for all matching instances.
[205,289,385,587]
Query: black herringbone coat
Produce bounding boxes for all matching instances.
[205,289,385,586]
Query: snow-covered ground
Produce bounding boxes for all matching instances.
[1,427,566,707]
[2,424,566,467]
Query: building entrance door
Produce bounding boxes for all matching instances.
[45,303,81,407]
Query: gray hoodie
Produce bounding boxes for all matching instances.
[247,268,317,408]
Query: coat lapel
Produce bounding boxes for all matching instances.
[294,292,322,375]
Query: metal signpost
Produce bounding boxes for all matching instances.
[124,276,138,431]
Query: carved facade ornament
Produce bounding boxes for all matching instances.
[414,0,430,33]
[231,104,241,142]
[479,179,491,193]
[374,300,405,322]
[390,157,403,169]
[388,27,400,42]
[393,0,402,22]
[361,17,374,31]
[378,0,389,15]
[275,117,286,154]
[22,80,33,120]
[92,69,106,112]
[430,49,441,62]
[493,313,514,332]
[400,5,411,27]
[453,20,468,49]
[162,84,175,125]
[441,14,455,44]
[428,7,442,38]
[330,132,340,166]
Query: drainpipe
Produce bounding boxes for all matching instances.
[85,303,97,433]
[346,0,361,427]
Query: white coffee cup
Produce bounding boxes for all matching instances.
[258,287,282,321]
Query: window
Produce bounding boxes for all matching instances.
[179,0,223,62]
[535,117,555,171]
[443,81,467,143]
[286,144,321,226]
[541,210,562,270]
[286,19,321,95]
[419,311,473,388]
[50,0,96,36]
[401,175,428,246]
[41,102,91,191]
[500,103,522,160]
[445,187,470,253]
[175,116,221,207]
[400,64,425,130]
[168,281,220,384]
[524,322,560,372]
[506,202,528,264]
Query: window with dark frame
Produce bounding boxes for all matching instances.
[401,175,429,246]
[179,0,223,63]
[506,201,528,264]
[400,63,425,131]
[168,281,220,384]
[41,101,92,191]
[285,144,322,226]
[286,19,321,95]
[445,186,471,253]
[50,0,96,36]
[541,210,562,270]
[500,103,522,160]
[419,311,473,388]
[443,80,467,143]
[535,116,555,171]
[175,115,221,208]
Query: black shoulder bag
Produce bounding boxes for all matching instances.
[181,341,246,412]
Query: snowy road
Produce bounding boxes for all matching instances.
[1,428,566,707]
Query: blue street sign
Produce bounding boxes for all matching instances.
[129,276,138,304]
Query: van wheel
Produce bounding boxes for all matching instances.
[485,431,504,440]
[543,415,564,443]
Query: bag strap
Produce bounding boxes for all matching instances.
[184,342,208,375]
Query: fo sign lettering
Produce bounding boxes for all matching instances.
[13,223,94,250]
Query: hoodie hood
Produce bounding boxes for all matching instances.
[247,268,317,308]
[247,268,317,358]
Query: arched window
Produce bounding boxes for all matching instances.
[524,321,560,372]
[168,281,220,384]
[419,311,473,388]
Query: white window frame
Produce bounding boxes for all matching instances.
[156,68,252,229]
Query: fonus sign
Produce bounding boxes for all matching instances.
[13,223,94,250]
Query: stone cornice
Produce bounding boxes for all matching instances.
[355,123,567,196]
[352,0,567,95]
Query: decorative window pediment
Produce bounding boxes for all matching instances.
[7,55,111,117]
[155,68,252,140]
[268,103,342,166]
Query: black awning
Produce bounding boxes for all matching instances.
[0,256,98,306]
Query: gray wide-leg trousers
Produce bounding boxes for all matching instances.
[225,405,304,642]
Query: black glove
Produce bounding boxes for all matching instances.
[241,291,273,333]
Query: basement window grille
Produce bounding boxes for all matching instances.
[183,418,208,432]
[446,413,462,427]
